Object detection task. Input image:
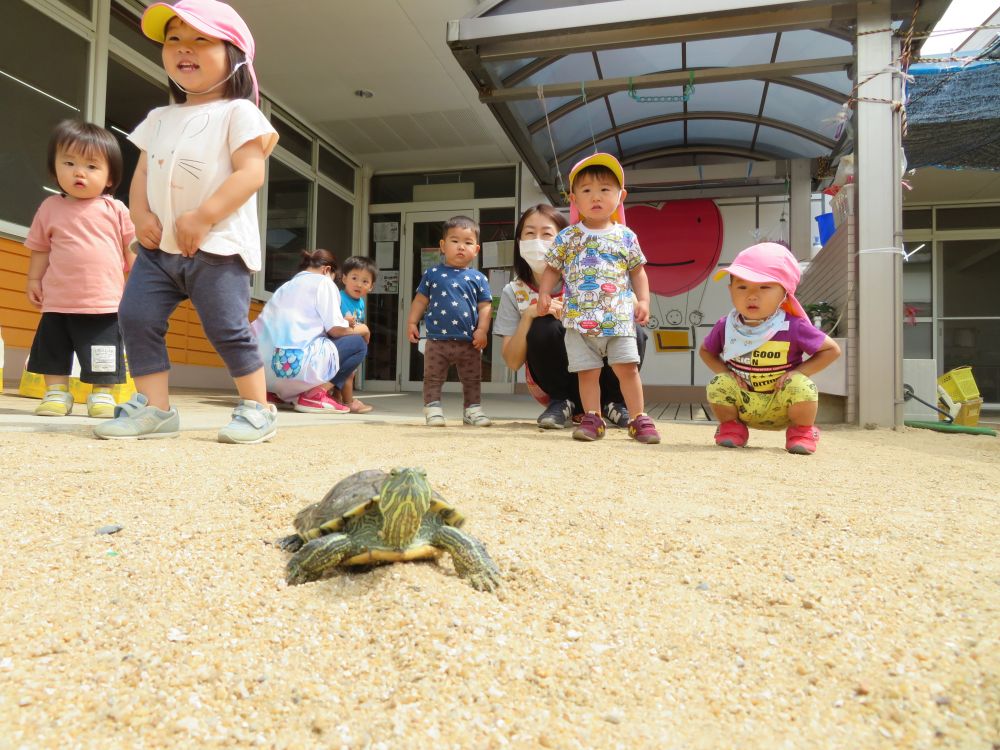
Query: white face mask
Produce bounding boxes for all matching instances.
[519,238,551,276]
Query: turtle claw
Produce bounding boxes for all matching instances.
[466,569,502,593]
[276,534,304,552]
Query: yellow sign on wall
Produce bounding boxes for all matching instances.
[653,328,693,352]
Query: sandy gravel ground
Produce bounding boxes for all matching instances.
[0,419,997,749]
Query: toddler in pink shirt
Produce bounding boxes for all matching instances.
[24,120,135,418]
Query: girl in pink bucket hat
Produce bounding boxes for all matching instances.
[96,0,281,444]
[699,242,841,454]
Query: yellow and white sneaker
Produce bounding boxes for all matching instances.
[87,388,116,419]
[35,385,73,417]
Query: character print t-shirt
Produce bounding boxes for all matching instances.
[340,294,366,324]
[416,264,492,342]
[129,98,278,271]
[702,314,828,393]
[545,222,645,337]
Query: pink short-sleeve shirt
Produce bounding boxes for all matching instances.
[24,194,135,315]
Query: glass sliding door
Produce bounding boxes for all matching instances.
[939,238,1000,404]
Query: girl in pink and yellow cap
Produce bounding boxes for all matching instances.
[700,242,841,455]
[95,0,279,444]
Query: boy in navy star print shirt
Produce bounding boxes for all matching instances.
[407,215,493,427]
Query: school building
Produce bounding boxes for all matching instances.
[2,0,997,426]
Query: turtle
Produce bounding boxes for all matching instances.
[277,467,500,592]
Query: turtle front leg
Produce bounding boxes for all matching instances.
[286,533,358,586]
[432,526,501,592]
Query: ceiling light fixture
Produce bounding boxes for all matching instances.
[354,89,374,99]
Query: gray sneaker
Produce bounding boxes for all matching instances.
[218,399,277,444]
[93,393,180,440]
[423,401,445,427]
[463,404,492,427]
[537,399,573,429]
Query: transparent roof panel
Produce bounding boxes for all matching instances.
[761,86,844,137]
[513,94,577,128]
[596,42,683,79]
[774,30,852,61]
[686,81,765,116]
[795,71,853,95]
[686,34,778,68]
[754,125,830,158]
[617,122,685,156]
[485,58,540,84]
[519,52,596,88]
[688,120,757,146]
[537,102,612,155]
[552,136,619,178]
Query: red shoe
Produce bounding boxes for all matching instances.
[266,392,294,410]
[572,412,606,442]
[294,386,350,414]
[627,414,661,444]
[786,424,820,455]
[715,420,749,448]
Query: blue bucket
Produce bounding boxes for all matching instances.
[815,213,836,245]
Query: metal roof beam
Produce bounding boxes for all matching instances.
[483,56,854,102]
[453,4,853,62]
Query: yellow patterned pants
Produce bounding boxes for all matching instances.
[706,372,818,430]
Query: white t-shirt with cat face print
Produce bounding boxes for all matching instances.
[129,98,278,271]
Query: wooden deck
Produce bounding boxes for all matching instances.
[646,402,717,422]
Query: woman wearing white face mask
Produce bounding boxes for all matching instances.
[493,204,647,429]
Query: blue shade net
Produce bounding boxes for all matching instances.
[904,54,1000,171]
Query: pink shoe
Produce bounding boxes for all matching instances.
[266,392,294,410]
[294,386,350,414]
[786,424,820,455]
[715,420,749,448]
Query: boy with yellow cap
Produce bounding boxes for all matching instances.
[537,153,659,444]
[700,242,841,454]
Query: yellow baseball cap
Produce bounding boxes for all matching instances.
[568,152,625,190]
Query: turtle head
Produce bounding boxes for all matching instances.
[377,467,432,548]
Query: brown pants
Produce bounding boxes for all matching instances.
[423,339,482,407]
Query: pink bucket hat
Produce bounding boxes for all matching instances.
[713,242,807,318]
[567,152,626,225]
[141,0,260,105]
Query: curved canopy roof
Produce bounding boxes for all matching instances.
[449,0,949,200]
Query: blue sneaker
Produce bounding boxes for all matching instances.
[93,393,179,440]
[218,400,278,444]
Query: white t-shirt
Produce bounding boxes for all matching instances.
[250,271,348,350]
[129,98,278,271]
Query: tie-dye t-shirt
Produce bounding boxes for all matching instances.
[545,222,645,336]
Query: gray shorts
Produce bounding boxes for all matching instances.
[564,329,640,373]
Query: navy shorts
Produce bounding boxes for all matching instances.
[118,248,263,378]
[28,312,126,385]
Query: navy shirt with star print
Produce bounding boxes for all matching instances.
[416,264,492,342]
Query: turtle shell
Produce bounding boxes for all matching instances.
[292,469,463,539]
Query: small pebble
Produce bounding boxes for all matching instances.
[96,525,123,535]
[604,708,624,724]
[933,695,951,706]
[784,573,796,582]
[696,582,709,591]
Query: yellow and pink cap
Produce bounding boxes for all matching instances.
[567,152,626,225]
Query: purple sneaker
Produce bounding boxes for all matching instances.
[628,414,661,444]
[572,412,606,442]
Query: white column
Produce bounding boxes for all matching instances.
[788,158,812,260]
[856,0,903,427]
